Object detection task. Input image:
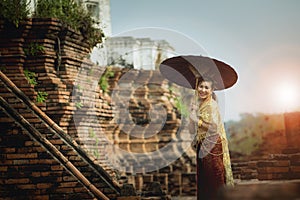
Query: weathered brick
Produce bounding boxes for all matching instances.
[272,154,290,160]
[37,183,52,189]
[25,141,38,146]
[257,161,275,167]
[7,153,38,159]
[257,174,275,180]
[1,160,13,165]
[32,172,41,177]
[290,166,300,173]
[51,165,63,171]
[59,181,79,188]
[54,187,75,193]
[13,159,30,165]
[241,168,256,173]
[290,154,300,162]
[20,164,51,172]
[40,172,50,177]
[0,165,8,172]
[32,195,49,200]
[2,148,16,153]
[247,161,257,169]
[68,155,82,161]
[291,160,300,166]
[274,160,290,167]
[36,159,57,165]
[62,175,75,182]
[74,187,88,193]
[258,167,289,174]
[6,178,30,184]
[48,139,64,145]
[18,184,37,189]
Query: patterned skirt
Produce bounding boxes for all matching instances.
[197,136,225,200]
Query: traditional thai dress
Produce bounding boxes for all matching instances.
[191,96,234,199]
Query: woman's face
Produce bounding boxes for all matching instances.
[197,81,213,100]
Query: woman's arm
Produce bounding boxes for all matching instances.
[188,113,217,134]
[188,103,218,133]
[198,119,217,133]
[199,102,218,133]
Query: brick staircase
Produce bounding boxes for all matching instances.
[0,18,121,199]
[0,70,120,199]
[0,18,197,199]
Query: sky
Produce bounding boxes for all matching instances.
[109,0,300,121]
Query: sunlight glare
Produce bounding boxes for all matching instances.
[275,81,299,111]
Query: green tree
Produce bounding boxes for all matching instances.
[34,0,103,47]
[0,0,29,27]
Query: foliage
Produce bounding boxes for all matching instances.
[89,128,96,138]
[0,65,7,72]
[76,84,82,91]
[1,0,103,47]
[99,67,114,93]
[24,42,45,56]
[168,86,189,117]
[0,0,29,27]
[173,96,189,117]
[24,69,37,85]
[36,91,48,103]
[88,128,100,159]
[34,0,103,47]
[93,149,100,159]
[24,69,48,103]
[225,113,285,155]
[109,56,134,69]
[75,101,83,109]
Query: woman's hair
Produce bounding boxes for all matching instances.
[198,77,217,101]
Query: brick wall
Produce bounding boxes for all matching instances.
[0,18,119,199]
[231,114,300,182]
[103,68,197,196]
[0,18,196,199]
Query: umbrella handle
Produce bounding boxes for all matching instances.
[194,77,199,103]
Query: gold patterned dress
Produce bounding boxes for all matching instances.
[190,96,234,199]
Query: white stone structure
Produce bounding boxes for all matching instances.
[27,0,175,70]
[82,0,112,37]
[102,37,175,70]
[27,0,36,15]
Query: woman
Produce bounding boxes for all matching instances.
[189,77,234,200]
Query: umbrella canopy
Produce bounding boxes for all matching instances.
[159,55,238,90]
